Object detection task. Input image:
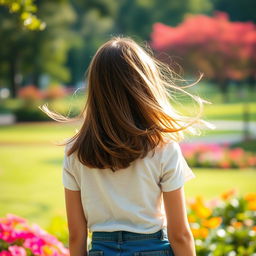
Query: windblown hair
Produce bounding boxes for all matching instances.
[40,37,214,172]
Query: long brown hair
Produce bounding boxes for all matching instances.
[40,36,214,172]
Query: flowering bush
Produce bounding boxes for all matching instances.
[151,12,256,89]
[15,84,70,122]
[43,85,68,100]
[0,214,69,256]
[18,85,68,101]
[180,143,256,169]
[188,190,256,255]
[18,86,43,101]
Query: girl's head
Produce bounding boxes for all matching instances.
[41,36,213,171]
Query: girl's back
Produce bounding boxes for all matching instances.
[63,139,195,235]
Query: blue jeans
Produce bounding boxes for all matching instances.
[88,228,175,256]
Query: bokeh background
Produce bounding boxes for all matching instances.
[0,0,255,255]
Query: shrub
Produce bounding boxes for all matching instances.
[0,214,69,256]
[13,105,50,122]
[15,84,70,122]
[188,190,256,255]
[43,85,68,100]
[181,143,256,169]
[18,86,43,101]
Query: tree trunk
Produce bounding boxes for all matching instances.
[248,75,256,92]
[243,100,251,141]
[218,80,229,103]
[31,72,40,88]
[9,58,19,98]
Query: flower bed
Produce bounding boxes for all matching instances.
[0,214,68,256]
[187,189,256,255]
[180,143,256,169]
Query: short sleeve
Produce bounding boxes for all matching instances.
[62,145,80,191]
[160,141,195,192]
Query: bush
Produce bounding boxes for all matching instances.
[181,143,256,169]
[13,85,71,122]
[13,104,51,122]
[18,85,43,101]
[43,86,68,100]
[0,214,69,256]
[0,104,11,114]
[188,190,256,255]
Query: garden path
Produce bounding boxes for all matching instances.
[185,120,256,144]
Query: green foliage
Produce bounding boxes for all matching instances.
[65,0,214,84]
[46,215,69,245]
[213,0,256,23]
[36,1,77,83]
[188,191,256,255]
[0,0,77,97]
[13,102,51,122]
[0,0,46,30]
[0,0,255,97]
[115,0,213,41]
[231,139,256,153]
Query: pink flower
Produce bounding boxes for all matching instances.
[0,214,69,256]
[230,148,244,159]
[0,251,12,256]
[0,224,17,243]
[0,214,27,227]
[23,237,46,255]
[8,246,26,256]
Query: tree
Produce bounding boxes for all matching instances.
[0,0,46,30]
[65,0,118,86]
[115,0,213,41]
[0,0,76,97]
[151,12,256,102]
[213,0,256,23]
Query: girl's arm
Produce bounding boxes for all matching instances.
[163,186,196,256]
[64,188,88,256]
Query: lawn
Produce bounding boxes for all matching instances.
[0,122,80,143]
[52,97,256,121]
[0,145,65,226]
[0,122,244,144]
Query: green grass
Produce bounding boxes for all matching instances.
[0,122,80,143]
[202,102,256,121]
[185,168,256,199]
[172,100,256,121]
[0,123,243,144]
[0,145,65,228]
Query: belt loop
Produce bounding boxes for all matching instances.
[160,229,165,240]
[117,231,123,243]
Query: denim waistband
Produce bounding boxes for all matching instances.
[91,229,165,242]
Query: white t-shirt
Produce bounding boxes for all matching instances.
[62,140,195,234]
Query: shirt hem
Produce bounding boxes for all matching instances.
[89,226,164,234]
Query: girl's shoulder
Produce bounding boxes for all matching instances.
[63,139,78,168]
[154,139,184,166]
[155,139,180,154]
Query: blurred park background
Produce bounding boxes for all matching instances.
[0,0,256,255]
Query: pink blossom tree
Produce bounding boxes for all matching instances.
[151,12,256,102]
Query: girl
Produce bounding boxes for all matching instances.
[41,37,214,256]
